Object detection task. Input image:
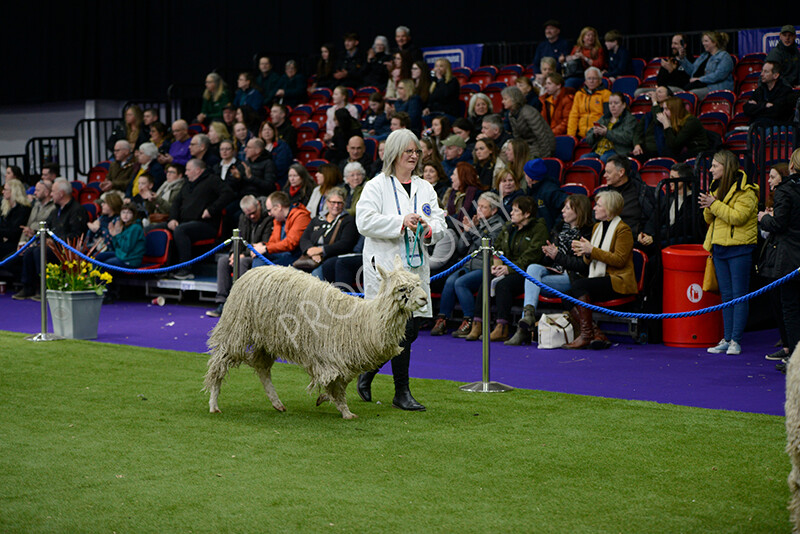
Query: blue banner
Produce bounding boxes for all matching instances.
[421,44,484,70]
[738,26,799,56]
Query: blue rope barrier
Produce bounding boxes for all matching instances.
[48,232,232,274]
[243,243,275,266]
[0,235,38,266]
[496,252,800,320]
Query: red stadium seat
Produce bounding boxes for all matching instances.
[562,167,599,191]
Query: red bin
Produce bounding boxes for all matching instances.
[661,244,724,348]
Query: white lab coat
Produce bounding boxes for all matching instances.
[356,172,447,317]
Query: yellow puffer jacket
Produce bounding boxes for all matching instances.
[702,170,759,251]
[567,87,611,138]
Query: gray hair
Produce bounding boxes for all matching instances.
[139,142,158,159]
[285,60,297,69]
[478,191,501,210]
[500,86,526,110]
[327,186,348,202]
[187,158,207,171]
[52,178,71,195]
[114,139,131,151]
[395,25,410,36]
[343,161,366,179]
[585,66,602,79]
[194,133,211,149]
[373,35,389,51]
[482,114,503,132]
[468,93,493,116]
[382,129,421,177]
[239,194,259,210]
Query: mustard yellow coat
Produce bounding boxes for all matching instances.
[703,171,759,251]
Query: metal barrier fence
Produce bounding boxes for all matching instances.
[652,176,703,250]
[25,136,77,181]
[167,84,203,125]
[748,124,798,203]
[124,100,172,125]
[0,154,30,182]
[74,118,119,176]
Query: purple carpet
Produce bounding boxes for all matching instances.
[1,293,785,416]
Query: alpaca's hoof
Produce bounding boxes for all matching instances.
[209,407,221,413]
[342,412,358,420]
[316,394,330,406]
[273,403,286,412]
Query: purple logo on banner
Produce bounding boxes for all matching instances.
[421,44,484,70]
[738,26,799,56]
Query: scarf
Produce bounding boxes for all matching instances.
[589,216,621,278]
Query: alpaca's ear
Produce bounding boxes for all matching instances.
[376,263,388,282]
[393,255,403,271]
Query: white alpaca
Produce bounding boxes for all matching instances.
[204,257,427,419]
[786,345,800,531]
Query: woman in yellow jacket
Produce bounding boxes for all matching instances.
[567,67,611,139]
[699,150,759,355]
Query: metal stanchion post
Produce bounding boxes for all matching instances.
[26,223,63,342]
[460,237,513,393]
[231,229,241,283]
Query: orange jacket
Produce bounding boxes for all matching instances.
[265,203,311,254]
[540,87,576,135]
[567,87,611,138]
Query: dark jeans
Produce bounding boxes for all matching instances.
[172,220,216,264]
[781,278,800,353]
[334,254,363,291]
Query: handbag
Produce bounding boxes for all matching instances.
[292,216,345,272]
[702,255,718,293]
[537,312,575,349]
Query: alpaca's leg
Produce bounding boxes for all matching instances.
[205,354,228,413]
[326,378,356,419]
[255,359,285,412]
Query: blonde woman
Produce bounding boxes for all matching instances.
[423,58,460,119]
[197,72,231,124]
[0,179,32,259]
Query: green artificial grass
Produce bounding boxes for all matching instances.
[0,330,790,533]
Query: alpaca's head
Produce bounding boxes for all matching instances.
[376,256,427,313]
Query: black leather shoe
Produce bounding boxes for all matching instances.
[357,371,377,402]
[392,387,426,411]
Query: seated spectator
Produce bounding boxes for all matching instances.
[143,108,159,133]
[168,159,235,280]
[441,161,486,220]
[394,79,423,134]
[523,158,566,230]
[385,50,411,100]
[128,173,155,213]
[87,193,122,252]
[493,169,525,219]
[325,86,361,140]
[342,162,367,216]
[473,137,503,189]
[441,134,472,178]
[431,192,505,337]
[149,121,171,155]
[41,163,59,182]
[503,86,555,158]
[275,60,307,108]
[422,160,450,201]
[602,30,632,82]
[603,155,656,248]
[106,104,149,152]
[506,193,594,345]
[0,179,31,260]
[393,25,423,61]
[464,196,548,341]
[582,92,637,162]
[654,97,709,160]
[269,104,297,155]
[95,203,145,268]
[411,60,432,106]
[423,58,460,120]
[563,190,637,349]
[206,194,274,318]
[325,108,363,165]
[313,43,337,91]
[258,121,292,186]
[255,55,281,105]
[451,118,475,155]
[207,121,230,159]
[197,72,231,124]
[533,19,571,73]
[235,105,261,136]
[13,179,88,300]
[189,133,221,171]
[511,78,538,112]
[308,163,343,219]
[564,27,608,89]
[540,72,575,135]
[567,67,611,138]
[766,25,800,87]
[334,32,366,89]
[533,57,557,95]
[479,114,512,150]
[252,190,311,267]
[426,115,451,157]
[230,138,278,204]
[298,186,358,281]
[652,34,691,94]
[362,36,391,89]
[17,178,54,250]
[363,93,391,140]
[501,138,530,185]
[142,163,185,225]
[101,140,136,193]
[743,61,797,126]
[338,136,373,176]
[232,122,252,162]
[369,139,387,178]
[128,143,165,199]
[467,93,494,132]
[213,140,245,185]
[233,71,264,113]
[285,163,316,207]
[632,86,672,159]
[420,137,442,167]
[679,31,734,99]
[157,120,191,167]
[221,104,236,136]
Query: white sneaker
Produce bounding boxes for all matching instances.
[707,339,730,354]
[726,341,742,355]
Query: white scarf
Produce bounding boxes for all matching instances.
[589,216,622,278]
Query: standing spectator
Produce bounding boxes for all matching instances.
[564,27,608,89]
[533,19,571,73]
[766,25,800,87]
[232,71,264,113]
[567,67,611,138]
[699,150,758,355]
[582,92,637,162]
[680,31,734,99]
[602,30,632,82]
[275,60,307,108]
[423,58,460,120]
[502,86,555,158]
[197,72,231,124]
[540,72,575,135]
[255,55,282,105]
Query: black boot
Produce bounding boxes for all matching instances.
[392,385,426,411]
[357,370,378,402]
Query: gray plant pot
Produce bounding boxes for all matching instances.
[46,290,104,340]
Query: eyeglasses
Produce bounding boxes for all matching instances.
[403,149,422,157]
[327,200,344,206]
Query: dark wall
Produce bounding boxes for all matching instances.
[0,1,782,105]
